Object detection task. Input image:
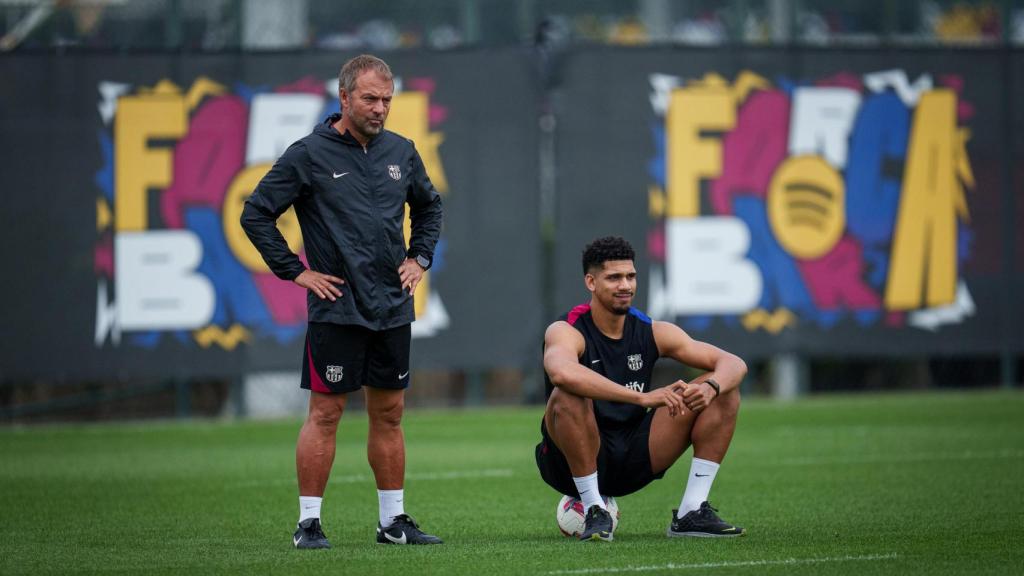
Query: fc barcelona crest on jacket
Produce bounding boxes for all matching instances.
[627,354,643,371]
[388,164,401,180]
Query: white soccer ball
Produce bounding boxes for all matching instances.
[556,494,620,537]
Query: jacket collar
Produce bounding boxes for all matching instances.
[318,113,381,148]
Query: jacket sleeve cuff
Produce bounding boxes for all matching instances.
[282,266,306,282]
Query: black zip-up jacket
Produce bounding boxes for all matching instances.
[241,114,443,331]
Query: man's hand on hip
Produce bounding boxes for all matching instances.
[294,270,345,301]
[398,258,425,295]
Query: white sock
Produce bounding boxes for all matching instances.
[378,489,405,528]
[299,496,322,523]
[677,457,720,518]
[573,472,606,511]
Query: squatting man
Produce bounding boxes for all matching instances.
[535,236,746,541]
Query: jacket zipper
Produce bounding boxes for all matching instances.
[364,143,388,328]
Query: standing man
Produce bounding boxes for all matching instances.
[536,236,746,541]
[241,54,443,548]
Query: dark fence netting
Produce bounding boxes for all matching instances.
[0,46,1020,385]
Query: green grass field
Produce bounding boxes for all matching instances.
[2,390,1022,575]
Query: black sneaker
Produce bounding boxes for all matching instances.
[293,518,331,549]
[579,505,614,541]
[376,514,443,545]
[667,502,745,538]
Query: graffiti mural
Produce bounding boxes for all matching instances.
[646,69,975,333]
[94,76,450,350]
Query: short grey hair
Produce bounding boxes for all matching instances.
[338,54,393,94]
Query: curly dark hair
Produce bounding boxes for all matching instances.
[581,236,635,274]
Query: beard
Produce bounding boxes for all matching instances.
[352,113,385,140]
[606,293,633,315]
[610,303,630,315]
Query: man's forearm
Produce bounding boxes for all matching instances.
[407,196,443,258]
[692,356,747,395]
[240,202,306,280]
[548,363,644,405]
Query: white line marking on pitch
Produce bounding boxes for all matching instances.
[233,468,514,488]
[546,553,899,574]
[330,468,514,484]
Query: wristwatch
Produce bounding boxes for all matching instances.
[413,253,432,270]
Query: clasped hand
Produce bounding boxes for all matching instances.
[640,380,715,417]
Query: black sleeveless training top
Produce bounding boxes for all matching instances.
[543,303,659,430]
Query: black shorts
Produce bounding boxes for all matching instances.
[535,409,666,498]
[301,322,411,394]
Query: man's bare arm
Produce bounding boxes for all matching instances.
[544,321,686,417]
[653,321,747,412]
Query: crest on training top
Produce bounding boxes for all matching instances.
[627,354,643,371]
[326,365,344,383]
[388,164,401,180]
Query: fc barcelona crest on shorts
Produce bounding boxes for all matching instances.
[326,365,344,383]
[627,354,643,371]
[388,164,401,180]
